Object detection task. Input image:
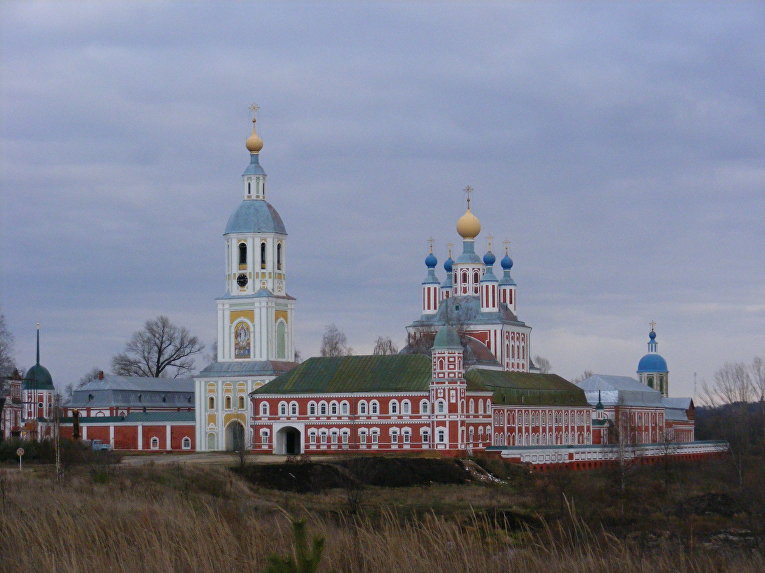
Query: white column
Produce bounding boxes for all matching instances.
[166,424,171,450]
[109,425,115,448]
[82,425,88,440]
[137,425,143,450]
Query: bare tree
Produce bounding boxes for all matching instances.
[700,362,754,407]
[534,355,551,374]
[658,428,679,491]
[64,367,104,400]
[320,324,352,357]
[0,311,15,392]
[112,316,204,378]
[372,336,398,356]
[571,370,594,384]
[698,359,763,488]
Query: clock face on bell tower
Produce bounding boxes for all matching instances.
[236,273,248,287]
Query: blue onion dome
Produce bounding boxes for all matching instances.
[649,330,656,340]
[425,252,438,268]
[501,254,513,270]
[443,256,454,273]
[638,353,668,372]
[483,250,496,266]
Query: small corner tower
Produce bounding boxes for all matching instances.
[637,322,669,397]
[430,325,466,451]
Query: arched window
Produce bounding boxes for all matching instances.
[473,270,480,284]
[341,401,349,415]
[437,400,445,414]
[359,429,368,444]
[208,396,215,410]
[238,395,245,410]
[290,402,298,416]
[182,437,191,450]
[260,242,266,269]
[309,431,317,445]
[277,243,283,270]
[320,430,328,444]
[261,430,269,447]
[320,402,328,415]
[239,242,247,266]
[370,401,379,415]
[207,433,216,450]
[389,400,398,415]
[308,402,316,415]
[478,400,484,415]
[341,430,349,445]
[469,427,474,442]
[401,400,411,415]
[260,402,269,416]
[150,437,159,450]
[403,429,411,444]
[420,400,429,414]
[422,430,430,444]
[390,429,399,444]
[279,402,287,416]
[330,401,338,415]
[469,399,475,414]
[225,396,232,410]
[437,429,446,443]
[358,401,367,415]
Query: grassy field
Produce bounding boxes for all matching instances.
[0,455,762,572]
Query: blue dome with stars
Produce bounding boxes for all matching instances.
[501,254,513,270]
[425,252,438,268]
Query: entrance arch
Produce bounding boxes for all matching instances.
[225,421,245,451]
[275,426,301,455]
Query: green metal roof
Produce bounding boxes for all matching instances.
[252,354,433,395]
[465,370,589,406]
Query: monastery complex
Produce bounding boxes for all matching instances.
[1,112,726,469]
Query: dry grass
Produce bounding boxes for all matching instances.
[0,464,762,573]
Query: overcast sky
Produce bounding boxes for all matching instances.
[1,2,763,398]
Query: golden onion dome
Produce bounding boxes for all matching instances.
[245,119,264,154]
[456,208,481,239]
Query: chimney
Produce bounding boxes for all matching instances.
[98,370,104,380]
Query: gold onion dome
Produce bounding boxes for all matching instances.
[245,119,264,154]
[456,208,481,239]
